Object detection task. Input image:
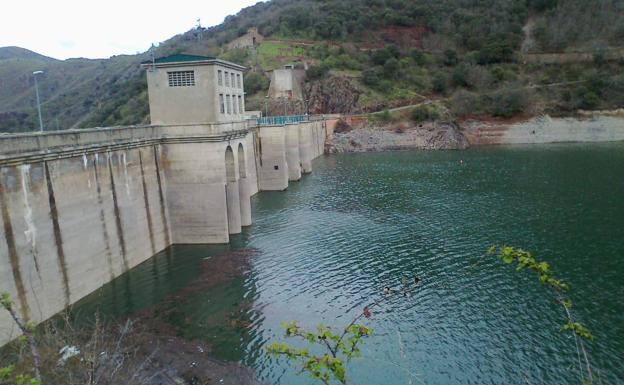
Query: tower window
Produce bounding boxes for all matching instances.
[225,71,230,87]
[218,70,223,86]
[219,94,225,114]
[237,74,241,88]
[167,71,195,87]
[226,95,231,114]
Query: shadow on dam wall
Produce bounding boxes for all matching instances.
[0,119,330,346]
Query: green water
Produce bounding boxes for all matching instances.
[77,143,624,385]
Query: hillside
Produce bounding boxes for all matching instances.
[1,0,624,133]
[0,47,150,132]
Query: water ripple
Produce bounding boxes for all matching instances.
[76,144,624,385]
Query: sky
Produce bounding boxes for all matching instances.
[0,0,263,60]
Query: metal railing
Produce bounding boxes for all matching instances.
[256,115,310,126]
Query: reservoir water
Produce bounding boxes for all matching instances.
[76,143,624,385]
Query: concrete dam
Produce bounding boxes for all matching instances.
[0,54,329,346]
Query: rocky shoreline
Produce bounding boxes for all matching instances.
[326,120,470,153]
[326,113,624,153]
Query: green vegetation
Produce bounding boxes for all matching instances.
[489,246,596,385]
[243,72,270,95]
[2,0,624,132]
[410,104,441,123]
[256,41,305,69]
[267,322,372,385]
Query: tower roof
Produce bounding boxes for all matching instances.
[142,54,215,64]
[141,54,246,71]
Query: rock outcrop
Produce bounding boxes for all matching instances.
[327,120,469,153]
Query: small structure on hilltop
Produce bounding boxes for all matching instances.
[141,54,247,125]
[227,28,264,50]
[268,64,305,100]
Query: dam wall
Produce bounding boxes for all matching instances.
[0,119,327,346]
[0,145,172,346]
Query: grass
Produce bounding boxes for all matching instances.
[257,42,306,70]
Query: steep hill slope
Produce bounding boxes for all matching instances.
[1,0,624,133]
[0,48,149,132]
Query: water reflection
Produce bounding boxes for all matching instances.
[75,243,260,363]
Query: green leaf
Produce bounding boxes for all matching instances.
[0,292,13,310]
[0,365,15,380]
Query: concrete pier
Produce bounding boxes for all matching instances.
[257,125,289,191]
[225,145,242,235]
[0,119,327,346]
[238,144,252,227]
[299,123,313,174]
[285,124,302,181]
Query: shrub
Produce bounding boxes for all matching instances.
[371,49,392,66]
[324,54,364,70]
[489,88,530,118]
[452,64,470,87]
[466,65,495,90]
[410,49,429,66]
[383,58,400,79]
[306,64,330,81]
[477,39,515,64]
[490,65,516,83]
[432,72,448,94]
[410,104,440,123]
[450,90,481,117]
[362,67,382,87]
[443,49,458,66]
[244,72,269,95]
[576,87,601,110]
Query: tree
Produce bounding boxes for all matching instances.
[452,63,470,87]
[362,67,382,87]
[307,64,330,81]
[449,89,480,117]
[411,104,440,123]
[371,49,392,66]
[443,49,458,66]
[410,49,428,66]
[477,39,515,64]
[489,88,529,117]
[432,72,448,94]
[382,58,400,79]
[244,72,269,96]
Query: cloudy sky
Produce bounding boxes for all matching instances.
[0,0,262,60]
